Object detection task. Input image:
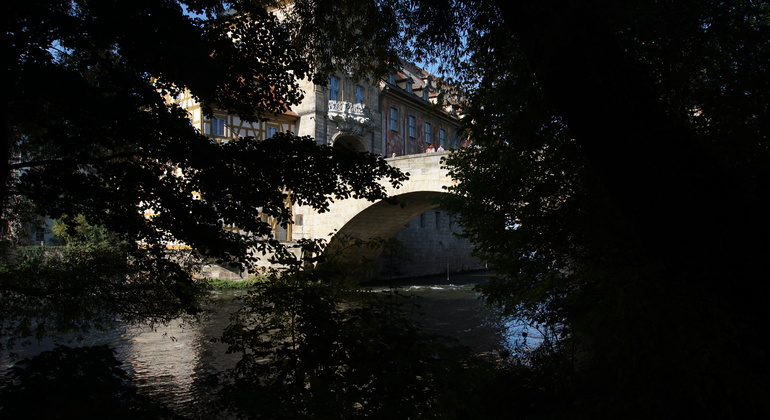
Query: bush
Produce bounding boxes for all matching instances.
[202,275,269,290]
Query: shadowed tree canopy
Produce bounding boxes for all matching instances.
[2,0,407,349]
[432,0,769,417]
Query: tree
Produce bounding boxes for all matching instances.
[2,0,406,349]
[437,0,770,417]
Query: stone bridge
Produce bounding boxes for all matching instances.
[292,151,481,278]
[205,152,481,280]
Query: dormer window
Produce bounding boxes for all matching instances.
[423,89,429,100]
[406,82,413,93]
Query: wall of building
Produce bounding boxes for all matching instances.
[294,78,328,143]
[295,74,382,154]
[381,93,461,157]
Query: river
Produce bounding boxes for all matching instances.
[2,271,530,417]
[365,271,507,356]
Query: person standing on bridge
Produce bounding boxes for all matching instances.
[425,144,435,153]
[437,144,445,152]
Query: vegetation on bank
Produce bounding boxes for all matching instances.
[202,275,269,290]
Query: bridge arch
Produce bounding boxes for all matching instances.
[335,191,449,242]
[292,152,481,278]
[327,190,456,278]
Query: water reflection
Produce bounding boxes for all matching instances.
[119,323,202,410]
[114,292,242,415]
[1,292,244,418]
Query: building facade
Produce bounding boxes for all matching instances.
[381,61,466,157]
[292,60,467,158]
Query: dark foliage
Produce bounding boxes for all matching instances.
[439,0,770,417]
[0,345,183,419]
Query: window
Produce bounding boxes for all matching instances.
[329,76,340,100]
[408,115,415,138]
[211,117,225,136]
[439,129,446,147]
[425,123,432,143]
[406,80,413,93]
[267,126,279,138]
[275,223,288,242]
[355,85,365,104]
[389,107,398,131]
[423,89,429,100]
[388,71,395,84]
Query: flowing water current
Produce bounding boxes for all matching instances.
[2,271,538,417]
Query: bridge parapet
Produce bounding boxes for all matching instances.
[383,151,453,193]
